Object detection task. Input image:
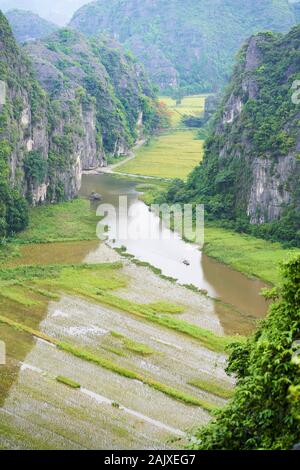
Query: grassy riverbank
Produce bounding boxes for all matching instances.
[14,198,99,244]
[0,198,99,266]
[204,225,299,286]
[0,198,101,267]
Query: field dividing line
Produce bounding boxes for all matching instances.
[19,362,186,437]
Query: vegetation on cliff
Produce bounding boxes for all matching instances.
[26,28,162,156]
[191,255,300,450]
[0,11,165,237]
[160,27,300,247]
[0,11,46,236]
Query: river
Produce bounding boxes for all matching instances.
[80,173,268,323]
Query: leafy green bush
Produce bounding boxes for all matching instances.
[24,151,48,185]
[191,256,300,450]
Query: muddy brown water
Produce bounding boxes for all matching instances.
[80,174,268,321]
[7,240,100,267]
[5,173,268,331]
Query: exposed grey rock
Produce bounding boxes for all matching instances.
[0,14,156,212]
[247,155,298,224]
[88,192,102,201]
[205,31,300,225]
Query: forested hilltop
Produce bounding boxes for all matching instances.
[70,0,296,93]
[5,9,58,43]
[0,11,163,237]
[161,26,300,247]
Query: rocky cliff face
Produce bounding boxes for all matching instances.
[0,10,49,228]
[247,154,297,224]
[26,28,157,156]
[0,12,160,236]
[164,27,300,246]
[70,0,296,93]
[213,32,300,226]
[0,18,100,209]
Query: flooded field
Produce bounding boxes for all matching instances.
[0,173,269,449]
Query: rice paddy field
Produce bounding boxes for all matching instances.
[120,131,204,179]
[159,95,206,128]
[0,213,237,450]
[118,95,205,179]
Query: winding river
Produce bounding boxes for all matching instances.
[80,174,268,324]
[0,172,270,449]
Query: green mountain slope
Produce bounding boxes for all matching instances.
[0,11,162,237]
[70,0,296,93]
[25,29,158,154]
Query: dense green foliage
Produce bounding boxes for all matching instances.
[91,37,154,136]
[0,11,42,236]
[70,0,296,93]
[24,151,48,186]
[6,9,58,43]
[192,255,300,450]
[0,143,28,236]
[161,28,300,247]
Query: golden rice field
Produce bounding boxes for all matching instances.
[120,130,204,179]
[159,94,206,127]
[119,95,206,179]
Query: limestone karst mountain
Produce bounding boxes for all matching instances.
[162,26,300,247]
[0,11,161,236]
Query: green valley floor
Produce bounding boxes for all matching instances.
[110,95,205,180]
[0,95,298,450]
